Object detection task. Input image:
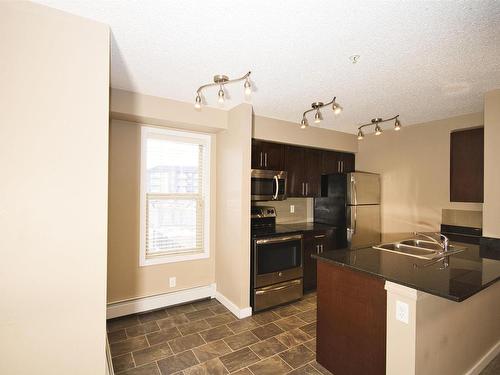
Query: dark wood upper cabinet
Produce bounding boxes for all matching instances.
[321,150,340,174]
[285,146,323,197]
[450,127,484,203]
[252,139,356,198]
[251,139,284,170]
[304,148,322,197]
[322,150,355,174]
[339,152,355,173]
[285,145,306,197]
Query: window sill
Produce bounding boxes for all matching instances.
[140,251,209,267]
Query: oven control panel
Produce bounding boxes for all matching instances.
[251,206,276,219]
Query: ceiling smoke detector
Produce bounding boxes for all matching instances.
[349,55,360,64]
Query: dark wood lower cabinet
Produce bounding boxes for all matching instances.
[303,229,335,292]
[316,261,386,375]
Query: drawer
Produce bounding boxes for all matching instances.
[253,278,303,312]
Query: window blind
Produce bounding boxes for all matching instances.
[144,134,205,258]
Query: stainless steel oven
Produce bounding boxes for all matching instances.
[252,234,303,311]
[251,169,287,201]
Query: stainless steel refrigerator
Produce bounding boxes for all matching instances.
[314,172,381,249]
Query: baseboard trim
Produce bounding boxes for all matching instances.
[106,283,216,319]
[465,340,500,375]
[214,291,252,319]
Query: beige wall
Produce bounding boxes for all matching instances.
[415,282,500,374]
[0,2,109,374]
[111,88,228,133]
[356,113,483,240]
[253,115,358,152]
[107,120,217,303]
[386,281,500,375]
[483,89,500,238]
[215,104,253,309]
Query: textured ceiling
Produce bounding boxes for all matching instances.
[36,0,500,133]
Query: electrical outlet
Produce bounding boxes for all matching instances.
[396,300,409,324]
[169,277,176,288]
[290,205,295,213]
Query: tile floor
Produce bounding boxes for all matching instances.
[108,292,499,375]
[107,292,330,374]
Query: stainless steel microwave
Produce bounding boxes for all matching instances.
[251,169,287,201]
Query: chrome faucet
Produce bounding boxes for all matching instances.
[414,232,450,254]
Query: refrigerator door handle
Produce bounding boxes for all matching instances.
[350,174,358,205]
[348,206,357,234]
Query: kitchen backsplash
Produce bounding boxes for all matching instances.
[442,209,482,228]
[254,198,313,224]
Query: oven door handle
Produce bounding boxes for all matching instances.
[255,279,302,295]
[255,234,302,245]
[273,175,279,200]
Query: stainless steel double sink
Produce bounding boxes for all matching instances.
[373,239,464,260]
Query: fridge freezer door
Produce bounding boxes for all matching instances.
[347,205,381,249]
[347,172,381,205]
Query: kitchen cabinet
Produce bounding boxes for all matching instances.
[322,150,355,174]
[450,127,484,203]
[285,146,322,197]
[339,152,355,173]
[303,229,335,292]
[252,138,356,198]
[285,145,306,196]
[251,139,284,170]
[316,261,386,375]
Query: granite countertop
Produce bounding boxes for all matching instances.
[251,222,336,238]
[313,241,500,302]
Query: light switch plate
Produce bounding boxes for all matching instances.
[290,205,295,213]
[396,300,409,324]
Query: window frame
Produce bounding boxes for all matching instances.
[139,126,211,267]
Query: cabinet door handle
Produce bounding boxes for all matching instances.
[316,245,320,254]
[337,161,341,172]
[342,161,344,172]
[314,234,326,239]
[321,244,324,253]
[305,182,308,196]
[260,152,263,167]
[264,153,268,167]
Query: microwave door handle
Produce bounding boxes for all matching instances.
[273,175,279,200]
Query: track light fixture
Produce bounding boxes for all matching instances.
[299,97,342,129]
[394,118,402,131]
[357,115,401,140]
[194,71,252,109]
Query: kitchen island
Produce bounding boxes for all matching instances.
[312,240,500,375]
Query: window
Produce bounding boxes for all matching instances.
[140,126,211,266]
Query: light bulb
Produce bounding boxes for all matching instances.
[217,87,225,103]
[314,110,322,124]
[332,101,342,115]
[194,94,202,109]
[394,118,401,131]
[244,79,251,96]
[300,117,309,129]
[375,124,383,135]
[357,129,364,140]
